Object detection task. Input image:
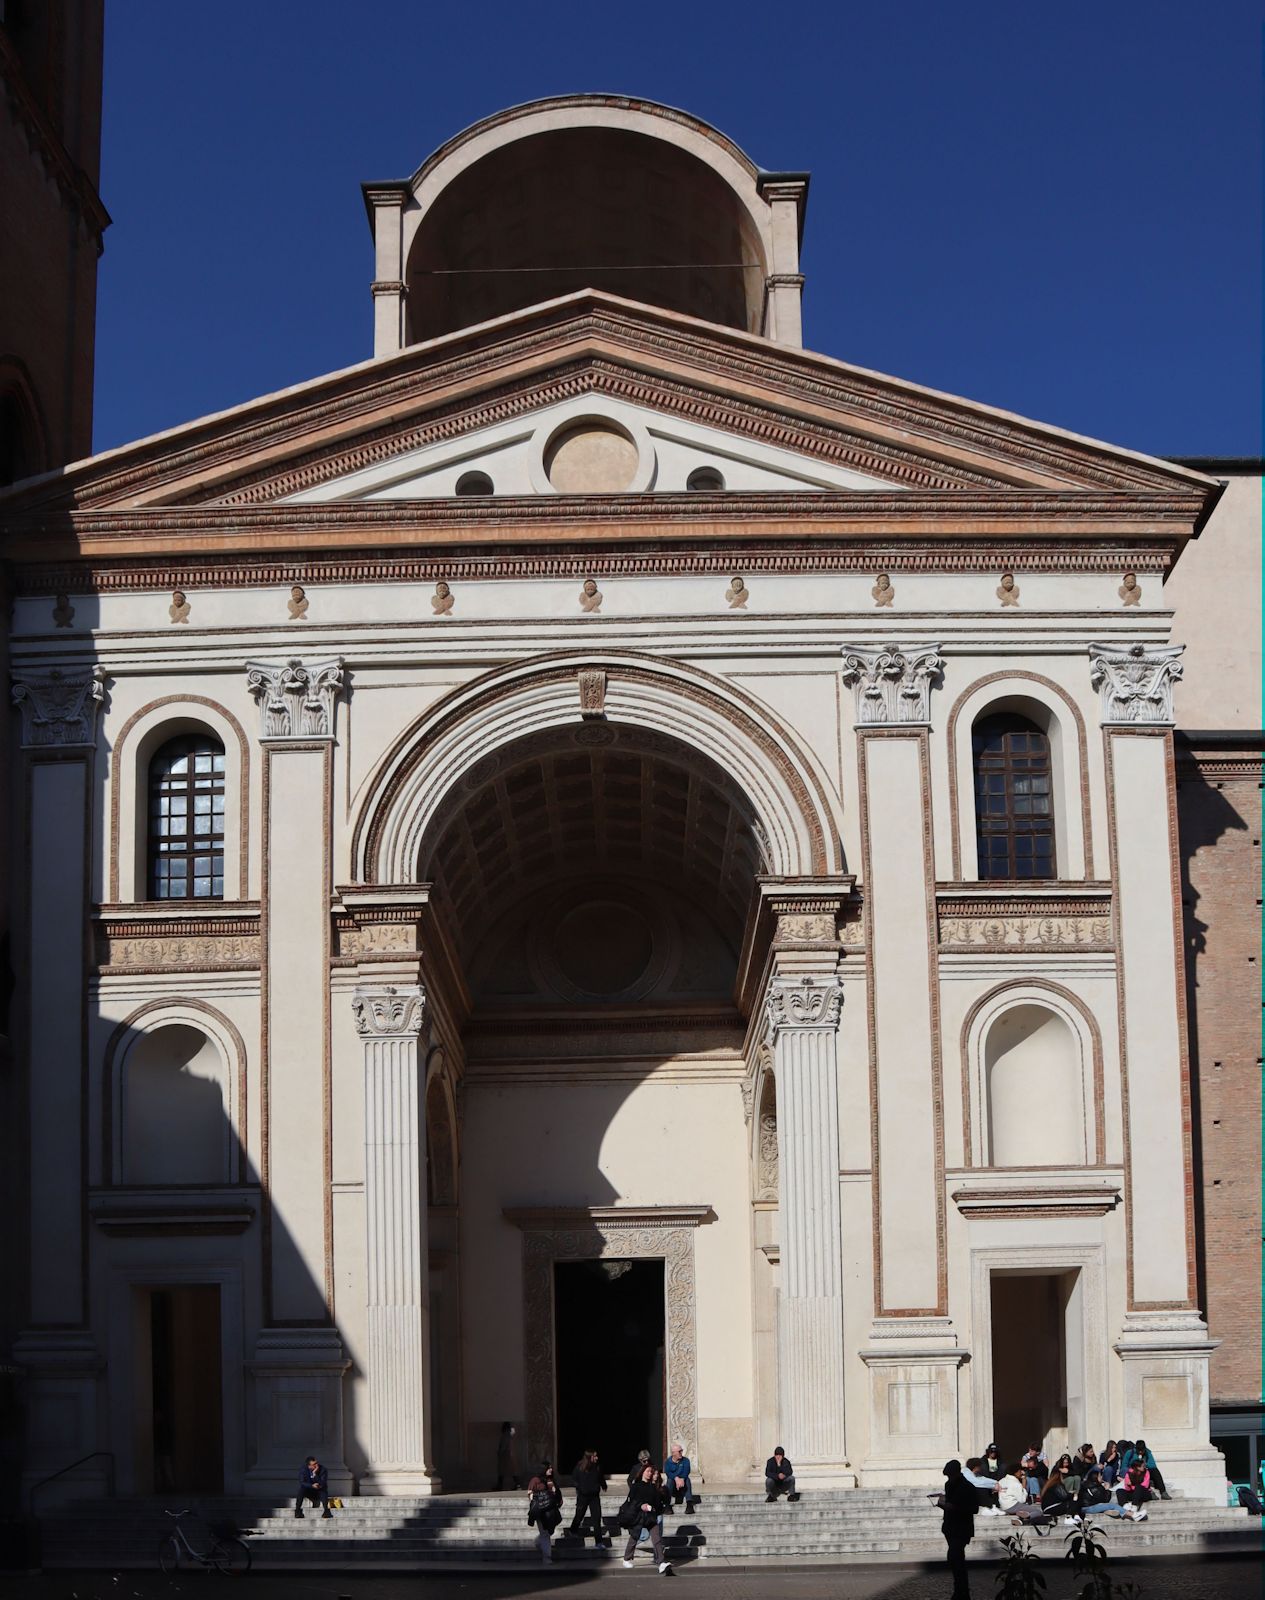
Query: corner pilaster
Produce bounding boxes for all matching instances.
[353,984,440,1495]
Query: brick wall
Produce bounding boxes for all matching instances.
[1177,739,1264,1406]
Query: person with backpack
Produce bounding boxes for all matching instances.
[939,1460,979,1600]
[569,1449,610,1547]
[527,1465,563,1563]
[618,1463,672,1574]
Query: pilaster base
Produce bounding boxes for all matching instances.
[359,1468,443,1496]
[858,1318,966,1485]
[14,1330,105,1506]
[1114,1311,1223,1501]
[246,1329,352,1494]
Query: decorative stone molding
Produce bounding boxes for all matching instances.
[97,933,260,971]
[937,891,1112,951]
[11,666,105,748]
[840,643,944,727]
[764,973,842,1034]
[951,1184,1121,1219]
[352,984,426,1038]
[246,657,343,739]
[506,1206,709,1473]
[1088,642,1184,726]
[577,668,607,718]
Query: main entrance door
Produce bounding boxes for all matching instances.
[990,1270,1084,1459]
[554,1259,664,1475]
[140,1285,224,1492]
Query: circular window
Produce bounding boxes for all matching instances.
[553,900,654,996]
[686,466,725,492]
[455,470,494,496]
[543,421,638,493]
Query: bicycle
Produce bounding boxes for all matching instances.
[159,1508,253,1575]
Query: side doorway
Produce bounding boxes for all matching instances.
[133,1285,224,1493]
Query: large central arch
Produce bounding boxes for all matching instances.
[351,651,844,887]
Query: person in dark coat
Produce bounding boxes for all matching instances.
[570,1449,610,1546]
[295,1456,332,1518]
[764,1447,799,1501]
[527,1465,564,1563]
[496,1421,522,1490]
[620,1464,672,1574]
[940,1459,978,1600]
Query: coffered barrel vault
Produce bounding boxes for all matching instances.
[0,93,1243,1504]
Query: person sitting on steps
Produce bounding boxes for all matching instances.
[765,1447,799,1502]
[663,1442,696,1512]
[962,1457,1001,1513]
[295,1455,332,1518]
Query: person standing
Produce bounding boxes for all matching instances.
[940,1460,978,1600]
[527,1466,564,1563]
[570,1449,610,1547]
[295,1455,332,1518]
[620,1464,672,1574]
[497,1421,522,1490]
[662,1443,695,1512]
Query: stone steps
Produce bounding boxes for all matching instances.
[37,1490,1256,1569]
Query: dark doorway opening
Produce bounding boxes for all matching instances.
[991,1271,1082,1461]
[554,1259,664,1477]
[147,1286,224,1492]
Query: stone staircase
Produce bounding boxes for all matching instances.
[36,1487,1259,1569]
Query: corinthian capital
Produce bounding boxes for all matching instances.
[840,642,944,727]
[246,657,343,739]
[11,666,105,748]
[764,974,842,1036]
[1088,642,1183,726]
[352,985,426,1039]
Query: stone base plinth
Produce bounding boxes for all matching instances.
[247,1329,352,1494]
[359,1468,444,1496]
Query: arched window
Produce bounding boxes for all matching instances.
[455,469,493,496]
[686,465,725,491]
[973,713,1054,879]
[148,735,226,899]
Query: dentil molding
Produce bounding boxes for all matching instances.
[1088,641,1184,726]
[840,642,944,727]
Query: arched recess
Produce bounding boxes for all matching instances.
[398,96,775,340]
[351,652,845,887]
[102,998,248,1185]
[425,1050,458,1207]
[961,980,1104,1169]
[947,672,1094,881]
[753,1066,778,1203]
[109,696,250,902]
[0,357,49,486]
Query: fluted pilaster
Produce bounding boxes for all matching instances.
[764,973,849,1474]
[353,984,439,1492]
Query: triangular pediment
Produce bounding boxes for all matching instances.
[0,291,1217,519]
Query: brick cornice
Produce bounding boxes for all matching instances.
[0,296,1217,517]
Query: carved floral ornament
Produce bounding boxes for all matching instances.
[245,656,343,739]
[351,985,427,1039]
[764,973,843,1035]
[840,642,944,727]
[11,666,105,748]
[1088,641,1183,726]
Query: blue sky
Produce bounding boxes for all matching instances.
[93,0,1262,458]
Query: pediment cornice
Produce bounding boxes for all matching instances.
[0,293,1219,520]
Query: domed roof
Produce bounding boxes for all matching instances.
[363,95,809,349]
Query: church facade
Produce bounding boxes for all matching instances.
[0,97,1244,1501]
